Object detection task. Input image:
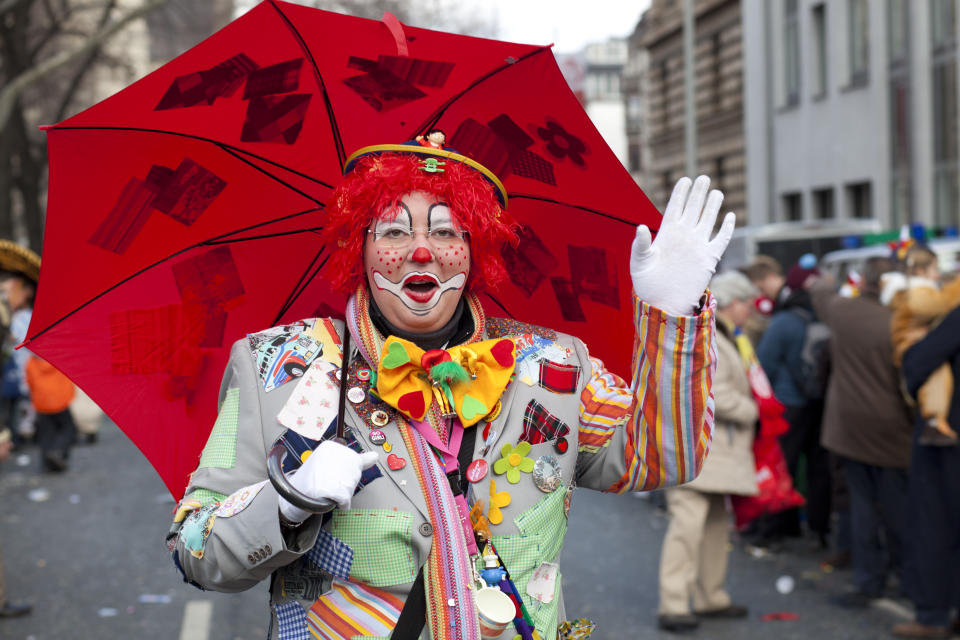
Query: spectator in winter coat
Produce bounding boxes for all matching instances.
[754,255,831,546]
[893,305,960,639]
[809,258,913,608]
[24,356,76,472]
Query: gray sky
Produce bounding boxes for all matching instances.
[489,0,650,52]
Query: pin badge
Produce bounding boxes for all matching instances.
[356,368,371,382]
[371,410,389,427]
[533,455,562,493]
[466,459,489,483]
[383,442,393,453]
[369,429,387,445]
[347,387,365,404]
[387,453,406,470]
[554,436,569,455]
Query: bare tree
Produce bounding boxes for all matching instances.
[0,0,170,250]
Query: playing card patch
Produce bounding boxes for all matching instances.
[521,399,570,445]
[538,360,580,394]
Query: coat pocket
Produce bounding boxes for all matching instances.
[330,510,417,587]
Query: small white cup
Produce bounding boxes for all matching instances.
[475,587,516,639]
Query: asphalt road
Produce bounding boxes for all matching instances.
[0,418,912,639]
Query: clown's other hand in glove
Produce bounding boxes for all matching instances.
[631,175,736,316]
[278,440,380,523]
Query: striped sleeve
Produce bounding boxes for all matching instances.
[577,293,717,493]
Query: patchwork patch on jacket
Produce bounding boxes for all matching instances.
[538,360,580,394]
[198,387,239,469]
[305,528,354,580]
[521,399,570,445]
[246,320,322,392]
[306,578,403,639]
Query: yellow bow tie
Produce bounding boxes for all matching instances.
[376,336,516,427]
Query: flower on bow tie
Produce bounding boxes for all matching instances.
[376,336,516,426]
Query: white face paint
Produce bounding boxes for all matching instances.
[363,191,471,334]
[371,270,467,315]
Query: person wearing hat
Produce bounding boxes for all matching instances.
[0,240,40,451]
[166,135,735,640]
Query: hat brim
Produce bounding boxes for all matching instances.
[0,240,40,284]
[344,144,508,209]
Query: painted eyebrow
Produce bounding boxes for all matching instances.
[427,202,451,231]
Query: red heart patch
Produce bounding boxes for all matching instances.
[397,390,426,419]
[490,339,515,368]
[387,453,406,470]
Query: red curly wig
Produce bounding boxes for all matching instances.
[321,153,518,294]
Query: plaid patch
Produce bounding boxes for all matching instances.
[273,600,310,640]
[198,388,239,469]
[330,510,416,587]
[538,361,580,394]
[305,529,354,580]
[521,399,570,445]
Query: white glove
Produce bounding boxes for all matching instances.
[630,175,736,316]
[278,440,380,523]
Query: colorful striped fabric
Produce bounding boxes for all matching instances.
[578,294,717,493]
[396,420,481,640]
[305,578,403,640]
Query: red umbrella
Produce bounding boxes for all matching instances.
[26,0,659,499]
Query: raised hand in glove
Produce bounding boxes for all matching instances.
[630,176,736,316]
[279,439,380,523]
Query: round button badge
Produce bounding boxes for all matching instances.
[356,368,371,382]
[347,386,365,404]
[369,429,387,445]
[371,410,389,427]
[466,459,489,483]
[533,455,563,493]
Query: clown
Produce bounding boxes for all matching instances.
[169,136,734,640]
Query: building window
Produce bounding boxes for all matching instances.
[933,58,958,227]
[846,182,873,218]
[848,0,870,86]
[812,4,828,97]
[784,0,801,106]
[891,176,911,226]
[782,192,803,221]
[813,187,835,219]
[628,142,642,173]
[888,0,909,62]
[931,0,956,51]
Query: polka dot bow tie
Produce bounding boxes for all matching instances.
[376,336,516,427]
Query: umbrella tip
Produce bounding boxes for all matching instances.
[38,124,54,131]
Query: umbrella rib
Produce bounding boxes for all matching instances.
[269,0,346,171]
[203,227,324,246]
[216,144,325,206]
[411,45,553,137]
[48,125,336,193]
[273,250,332,325]
[24,209,322,344]
[508,193,641,227]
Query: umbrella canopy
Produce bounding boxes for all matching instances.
[27,0,660,498]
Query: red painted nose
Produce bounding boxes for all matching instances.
[411,247,433,263]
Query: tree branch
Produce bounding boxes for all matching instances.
[0,0,170,131]
[0,0,30,17]
[53,0,117,122]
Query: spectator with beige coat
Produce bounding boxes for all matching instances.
[658,271,760,633]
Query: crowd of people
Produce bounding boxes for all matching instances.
[656,245,960,638]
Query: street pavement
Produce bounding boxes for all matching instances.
[0,418,913,639]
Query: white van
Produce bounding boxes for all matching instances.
[819,237,960,281]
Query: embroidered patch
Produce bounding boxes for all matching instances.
[198,388,239,470]
[277,359,340,440]
[305,528,354,580]
[538,360,580,394]
[273,600,310,640]
[521,399,571,445]
[306,578,403,639]
[330,510,416,587]
[215,480,267,518]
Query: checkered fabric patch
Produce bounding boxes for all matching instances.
[305,528,354,580]
[330,510,416,587]
[198,388,239,469]
[490,532,563,640]
[184,488,227,508]
[273,600,310,640]
[515,487,569,564]
[538,361,580,394]
[521,399,571,445]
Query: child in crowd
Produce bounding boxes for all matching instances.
[889,246,960,446]
[24,355,76,471]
